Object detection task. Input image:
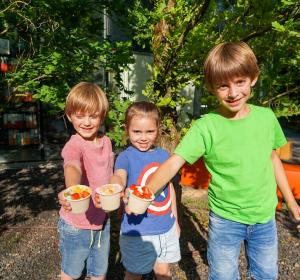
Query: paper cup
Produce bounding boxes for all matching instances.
[96,184,123,211]
[127,187,155,214]
[64,185,92,214]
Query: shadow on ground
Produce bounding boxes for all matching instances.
[171,175,209,280]
[1,164,298,279]
[0,162,64,232]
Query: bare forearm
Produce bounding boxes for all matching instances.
[110,174,126,188]
[272,151,300,230]
[110,169,127,190]
[59,164,82,211]
[64,164,82,188]
[272,151,297,208]
[148,154,186,195]
[170,183,178,220]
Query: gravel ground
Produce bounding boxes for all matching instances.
[0,162,299,280]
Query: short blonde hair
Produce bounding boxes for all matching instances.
[65,82,109,119]
[204,42,259,91]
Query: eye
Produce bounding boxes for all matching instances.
[90,114,100,119]
[236,79,246,86]
[217,84,228,91]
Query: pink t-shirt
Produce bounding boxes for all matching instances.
[59,134,114,230]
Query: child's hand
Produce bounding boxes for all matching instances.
[58,190,72,212]
[94,193,102,208]
[94,192,113,213]
[95,191,122,213]
[288,201,300,232]
[123,188,134,215]
[122,189,128,205]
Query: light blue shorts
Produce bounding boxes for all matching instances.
[119,222,181,275]
[208,211,278,280]
[58,218,110,279]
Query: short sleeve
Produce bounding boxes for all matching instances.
[271,112,287,149]
[175,119,207,164]
[61,138,82,170]
[114,151,129,172]
[103,135,115,170]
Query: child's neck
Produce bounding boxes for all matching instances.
[132,145,156,152]
[218,104,250,120]
[76,133,100,145]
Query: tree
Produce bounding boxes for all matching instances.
[129,0,300,139]
[0,0,134,146]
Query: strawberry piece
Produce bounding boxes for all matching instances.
[129,184,136,191]
[81,191,90,198]
[133,189,142,198]
[71,193,81,200]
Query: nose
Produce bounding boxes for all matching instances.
[140,133,147,141]
[82,116,91,126]
[228,85,238,99]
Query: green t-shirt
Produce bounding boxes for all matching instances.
[175,105,287,224]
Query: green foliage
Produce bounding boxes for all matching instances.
[105,96,132,151]
[1,0,299,148]
[1,0,135,147]
[129,0,300,136]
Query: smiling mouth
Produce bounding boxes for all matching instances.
[81,127,93,132]
[138,143,150,148]
[226,97,242,104]
[227,100,238,103]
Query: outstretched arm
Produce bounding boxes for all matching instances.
[170,182,181,237]
[147,154,186,194]
[95,169,127,208]
[58,163,82,211]
[272,150,300,231]
[64,163,82,187]
[110,169,127,189]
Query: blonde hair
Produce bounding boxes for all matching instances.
[125,101,161,131]
[65,82,109,119]
[204,42,259,91]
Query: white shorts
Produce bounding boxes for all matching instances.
[119,222,181,275]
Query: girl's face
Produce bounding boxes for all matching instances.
[213,76,257,119]
[127,115,159,152]
[68,111,102,142]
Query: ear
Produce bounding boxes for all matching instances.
[251,76,258,87]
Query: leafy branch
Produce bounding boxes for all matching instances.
[262,87,300,105]
[161,0,211,82]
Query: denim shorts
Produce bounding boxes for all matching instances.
[207,211,278,280]
[58,218,110,279]
[120,222,181,275]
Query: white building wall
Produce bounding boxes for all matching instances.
[120,52,153,100]
[121,52,195,117]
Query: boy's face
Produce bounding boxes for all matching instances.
[212,76,257,118]
[67,111,102,142]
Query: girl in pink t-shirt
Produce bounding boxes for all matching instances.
[58,82,113,280]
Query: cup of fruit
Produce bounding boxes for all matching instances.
[127,184,155,214]
[96,184,123,211]
[63,185,92,214]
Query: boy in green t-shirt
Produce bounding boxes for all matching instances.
[144,42,300,280]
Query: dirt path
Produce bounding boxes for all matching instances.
[0,163,299,280]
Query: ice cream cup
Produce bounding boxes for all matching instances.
[96,184,123,211]
[64,185,92,214]
[127,186,155,214]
